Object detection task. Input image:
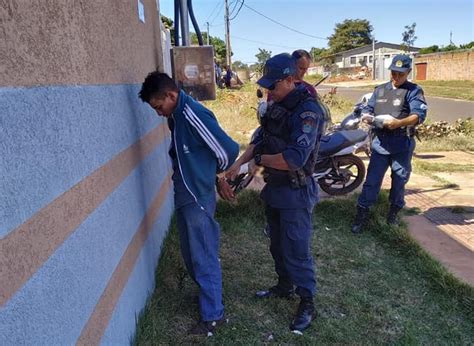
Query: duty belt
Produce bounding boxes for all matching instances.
[374,127,415,137]
[264,170,311,189]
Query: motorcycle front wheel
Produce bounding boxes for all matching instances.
[318,154,366,196]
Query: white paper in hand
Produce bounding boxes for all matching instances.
[374,114,396,122]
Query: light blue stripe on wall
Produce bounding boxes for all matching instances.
[101,198,174,345]
[0,84,165,238]
[0,139,173,345]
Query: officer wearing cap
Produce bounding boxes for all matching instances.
[351,54,427,234]
[226,53,327,332]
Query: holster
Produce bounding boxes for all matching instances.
[264,169,308,189]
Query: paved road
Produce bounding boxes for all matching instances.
[318,86,474,123]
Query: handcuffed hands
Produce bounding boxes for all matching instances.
[216,176,235,202]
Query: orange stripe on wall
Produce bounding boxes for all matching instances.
[77,174,172,346]
[0,123,168,307]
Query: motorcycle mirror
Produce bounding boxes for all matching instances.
[256,89,263,98]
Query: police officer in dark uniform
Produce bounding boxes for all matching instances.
[226,53,327,332]
[351,54,427,234]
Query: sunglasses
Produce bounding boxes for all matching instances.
[268,79,282,91]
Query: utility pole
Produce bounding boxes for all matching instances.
[206,22,210,45]
[372,37,376,80]
[450,31,453,45]
[224,0,232,68]
[180,0,190,46]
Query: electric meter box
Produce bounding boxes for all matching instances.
[171,46,216,101]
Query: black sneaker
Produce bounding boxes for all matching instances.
[290,297,315,333]
[256,285,294,299]
[188,316,229,337]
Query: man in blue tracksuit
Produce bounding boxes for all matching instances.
[139,72,239,336]
[226,53,327,333]
[351,55,428,234]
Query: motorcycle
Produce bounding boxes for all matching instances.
[227,91,374,196]
[314,93,373,195]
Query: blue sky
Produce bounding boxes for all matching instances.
[159,0,474,64]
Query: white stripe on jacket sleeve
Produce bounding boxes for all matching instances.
[183,105,228,170]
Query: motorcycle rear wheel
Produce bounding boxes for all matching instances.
[318,154,366,196]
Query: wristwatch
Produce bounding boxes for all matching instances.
[254,154,262,166]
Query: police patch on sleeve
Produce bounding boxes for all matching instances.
[297,134,310,147]
[301,118,316,133]
[299,111,317,119]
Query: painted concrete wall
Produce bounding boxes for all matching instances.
[0,1,173,344]
[415,49,474,80]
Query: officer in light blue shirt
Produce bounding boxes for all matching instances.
[351,54,427,234]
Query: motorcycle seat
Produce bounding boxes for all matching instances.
[319,129,367,157]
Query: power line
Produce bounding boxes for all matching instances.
[229,0,239,17]
[209,0,224,24]
[205,0,222,22]
[242,3,327,40]
[229,0,244,20]
[232,35,301,49]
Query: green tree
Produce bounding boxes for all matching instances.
[232,60,248,71]
[327,19,373,54]
[460,41,474,49]
[255,48,272,73]
[401,22,417,51]
[440,44,458,52]
[418,45,439,54]
[161,15,175,45]
[190,33,227,64]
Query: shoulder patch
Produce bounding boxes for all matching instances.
[297,134,310,147]
[301,118,316,133]
[299,111,317,119]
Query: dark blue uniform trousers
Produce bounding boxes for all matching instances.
[266,206,316,298]
[176,196,224,321]
[358,139,415,209]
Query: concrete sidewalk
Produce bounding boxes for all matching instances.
[383,151,474,286]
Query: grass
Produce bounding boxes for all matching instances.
[411,155,474,188]
[133,84,474,344]
[203,85,259,148]
[358,80,474,102]
[133,191,474,344]
[415,134,474,152]
[415,80,474,101]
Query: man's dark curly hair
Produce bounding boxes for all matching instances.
[138,71,179,103]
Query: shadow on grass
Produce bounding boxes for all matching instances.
[133,190,474,345]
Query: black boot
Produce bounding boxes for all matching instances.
[255,284,294,299]
[387,205,402,225]
[290,297,314,333]
[351,206,369,234]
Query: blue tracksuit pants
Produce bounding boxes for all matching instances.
[176,196,223,321]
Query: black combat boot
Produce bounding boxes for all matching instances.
[290,297,315,333]
[255,284,294,299]
[351,205,369,234]
[387,205,402,225]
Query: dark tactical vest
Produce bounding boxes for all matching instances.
[255,89,325,186]
[374,86,409,119]
[373,86,416,136]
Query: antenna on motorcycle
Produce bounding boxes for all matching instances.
[256,89,263,98]
[312,74,329,88]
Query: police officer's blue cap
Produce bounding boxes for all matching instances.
[257,53,295,89]
[389,54,412,72]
